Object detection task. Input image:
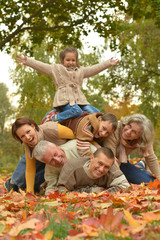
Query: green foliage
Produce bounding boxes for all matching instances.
[11,41,57,123]
[99,231,133,240]
[0,0,125,54]
[1,0,159,54]
[42,216,72,239]
[0,83,13,135]
[125,0,160,26]
[0,128,24,168]
[102,20,160,125]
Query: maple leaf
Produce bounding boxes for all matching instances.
[123,209,145,234]
[100,206,123,232]
[8,218,40,237]
[148,180,160,190]
[141,210,160,222]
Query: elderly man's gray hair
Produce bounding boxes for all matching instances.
[33,140,56,161]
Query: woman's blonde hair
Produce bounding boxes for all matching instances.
[120,114,154,148]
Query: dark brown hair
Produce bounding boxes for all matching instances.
[101,113,118,131]
[59,46,79,67]
[94,147,114,160]
[12,117,39,143]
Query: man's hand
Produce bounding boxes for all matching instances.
[16,53,27,65]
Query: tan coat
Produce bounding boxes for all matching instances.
[103,123,160,180]
[25,57,112,107]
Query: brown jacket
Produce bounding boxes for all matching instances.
[63,112,103,141]
[57,157,130,193]
[25,57,112,107]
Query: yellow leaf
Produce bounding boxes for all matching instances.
[9,218,40,237]
[141,210,160,222]
[44,230,54,240]
[82,224,99,236]
[123,209,139,228]
[93,202,112,209]
[42,201,62,207]
[123,209,145,234]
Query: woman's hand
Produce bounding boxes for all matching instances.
[16,53,27,65]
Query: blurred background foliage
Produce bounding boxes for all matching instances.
[0,0,160,169]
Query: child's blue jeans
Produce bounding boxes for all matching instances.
[49,104,100,123]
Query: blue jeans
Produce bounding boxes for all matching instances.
[120,161,155,184]
[57,104,100,122]
[12,154,45,192]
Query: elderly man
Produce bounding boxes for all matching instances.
[33,139,130,194]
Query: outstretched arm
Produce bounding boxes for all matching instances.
[83,57,119,78]
[16,53,53,76]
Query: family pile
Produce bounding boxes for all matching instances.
[4,47,160,195]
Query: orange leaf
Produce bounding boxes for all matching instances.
[9,218,40,237]
[141,210,160,222]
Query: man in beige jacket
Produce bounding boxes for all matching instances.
[33,139,130,194]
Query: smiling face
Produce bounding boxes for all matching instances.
[42,145,67,167]
[16,124,38,147]
[63,52,77,67]
[94,118,114,138]
[88,152,114,179]
[122,122,142,141]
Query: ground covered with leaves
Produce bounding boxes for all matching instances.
[0,171,160,240]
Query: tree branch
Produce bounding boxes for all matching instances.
[0,0,55,50]
[145,69,160,76]
[21,15,89,32]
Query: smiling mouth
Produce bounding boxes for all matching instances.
[124,132,130,138]
[29,137,34,142]
[95,132,101,138]
[95,169,102,175]
[28,137,35,145]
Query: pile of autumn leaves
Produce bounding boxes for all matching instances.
[0,173,160,240]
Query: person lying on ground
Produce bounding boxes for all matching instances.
[33,139,130,195]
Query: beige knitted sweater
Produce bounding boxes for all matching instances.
[25,57,112,107]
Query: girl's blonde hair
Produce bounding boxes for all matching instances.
[59,47,80,67]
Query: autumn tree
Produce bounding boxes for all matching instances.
[1,0,159,54]
[103,19,160,125]
[0,84,21,167]
[0,0,124,53]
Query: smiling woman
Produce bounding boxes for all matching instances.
[12,117,39,145]
[102,113,160,184]
[9,117,75,194]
